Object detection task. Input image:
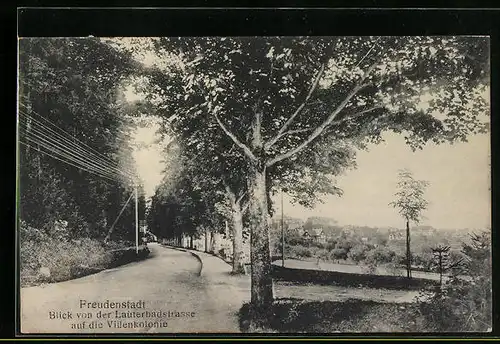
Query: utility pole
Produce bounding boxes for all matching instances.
[281,189,285,267]
[135,184,139,254]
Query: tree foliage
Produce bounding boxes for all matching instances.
[389,169,430,223]
[19,37,139,240]
[118,35,489,310]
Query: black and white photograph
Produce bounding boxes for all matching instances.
[17,35,491,334]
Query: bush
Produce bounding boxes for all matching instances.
[289,245,312,258]
[330,247,348,260]
[19,222,148,287]
[316,248,330,260]
[392,253,406,266]
[325,239,337,251]
[286,234,309,247]
[310,240,326,249]
[297,246,312,258]
[336,238,354,252]
[365,246,396,265]
[347,244,368,263]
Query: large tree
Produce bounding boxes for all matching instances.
[135,36,489,314]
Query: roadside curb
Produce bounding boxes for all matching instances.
[186,250,203,276]
[163,245,203,276]
[202,251,232,267]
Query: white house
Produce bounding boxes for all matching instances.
[303,228,327,244]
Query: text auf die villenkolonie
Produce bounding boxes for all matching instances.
[48,300,196,330]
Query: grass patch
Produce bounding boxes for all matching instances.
[238,298,426,333]
[273,264,438,290]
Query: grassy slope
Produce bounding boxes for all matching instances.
[20,237,150,287]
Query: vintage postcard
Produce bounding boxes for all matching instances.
[17,35,491,334]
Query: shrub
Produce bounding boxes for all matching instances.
[19,222,146,287]
[366,246,396,265]
[336,238,354,252]
[392,253,406,266]
[325,239,337,251]
[330,247,348,260]
[347,244,368,263]
[310,240,326,249]
[316,248,330,260]
[296,246,312,258]
[286,234,310,247]
[20,234,112,285]
[288,245,312,258]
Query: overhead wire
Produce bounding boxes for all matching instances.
[18,111,136,181]
[20,130,132,185]
[18,109,137,178]
[19,128,132,184]
[17,114,134,181]
[18,140,126,184]
[18,99,137,176]
[17,107,137,186]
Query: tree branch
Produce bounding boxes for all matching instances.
[214,113,257,161]
[236,191,247,205]
[266,62,380,167]
[223,179,247,208]
[325,105,385,130]
[265,62,328,150]
[242,201,249,214]
[264,127,315,150]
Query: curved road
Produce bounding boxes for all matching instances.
[20,244,249,334]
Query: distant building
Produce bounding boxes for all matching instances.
[303,228,327,244]
[388,229,404,241]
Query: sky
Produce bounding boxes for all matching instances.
[273,131,491,230]
[131,123,166,199]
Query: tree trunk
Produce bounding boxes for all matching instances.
[439,253,443,286]
[210,231,215,253]
[205,227,208,253]
[225,185,246,274]
[406,219,412,279]
[248,164,274,313]
[231,202,245,274]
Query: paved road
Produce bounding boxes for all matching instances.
[20,243,249,334]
